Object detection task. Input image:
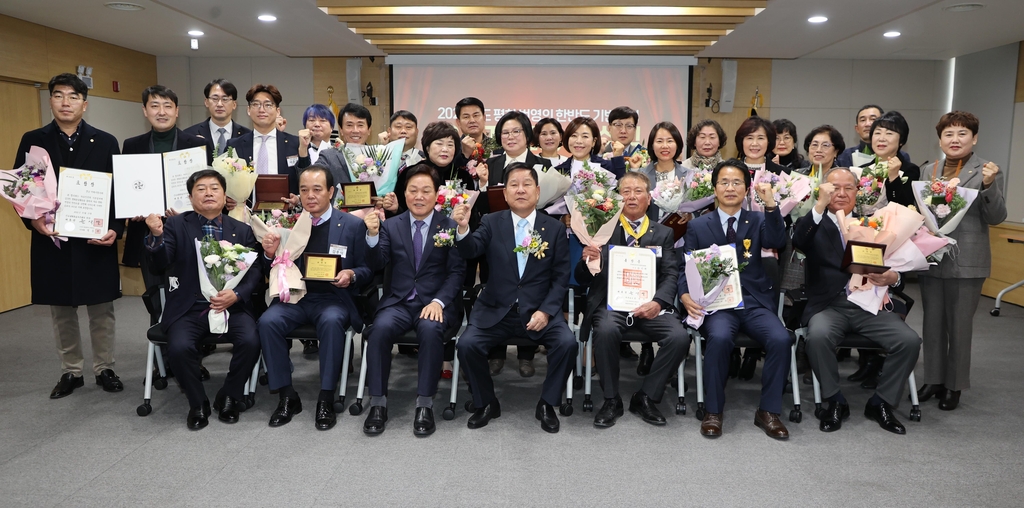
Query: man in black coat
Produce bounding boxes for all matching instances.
[575,172,689,428]
[13,73,124,399]
[144,169,262,430]
[182,78,251,159]
[121,85,207,272]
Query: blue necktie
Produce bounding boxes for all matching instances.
[626,219,641,247]
[515,218,528,277]
[726,217,737,244]
[408,220,425,301]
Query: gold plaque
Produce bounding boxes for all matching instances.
[337,182,376,208]
[842,240,889,274]
[301,253,341,281]
[254,201,286,211]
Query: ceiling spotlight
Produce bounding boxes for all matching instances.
[188,30,204,36]
[884,31,901,38]
[258,14,277,22]
[104,2,144,11]
[943,3,985,12]
[808,16,828,23]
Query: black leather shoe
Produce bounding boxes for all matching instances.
[216,395,241,423]
[301,340,319,355]
[95,369,123,392]
[50,373,84,399]
[199,365,210,382]
[916,383,946,402]
[629,391,666,426]
[859,356,884,389]
[315,400,336,430]
[619,342,638,359]
[467,399,501,429]
[593,396,624,428]
[637,344,654,376]
[535,400,560,433]
[187,400,211,430]
[865,400,906,435]
[939,389,961,411]
[847,352,875,381]
[268,396,302,427]
[739,349,760,380]
[413,407,435,437]
[363,406,388,435]
[818,400,850,432]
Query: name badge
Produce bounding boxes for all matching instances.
[330,244,347,258]
[650,246,663,258]
[287,155,299,167]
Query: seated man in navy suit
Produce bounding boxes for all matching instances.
[258,165,371,431]
[144,169,262,430]
[361,165,465,437]
[452,162,579,433]
[678,159,792,440]
[793,167,921,435]
[576,171,690,428]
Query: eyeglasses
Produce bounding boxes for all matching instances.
[249,101,277,111]
[207,96,234,104]
[808,142,834,150]
[716,180,745,188]
[51,93,84,103]
[611,122,636,130]
[500,128,523,138]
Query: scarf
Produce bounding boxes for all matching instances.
[689,153,722,172]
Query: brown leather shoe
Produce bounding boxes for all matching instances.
[700,412,723,438]
[754,409,790,440]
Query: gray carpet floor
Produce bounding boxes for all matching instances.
[1,280,1023,507]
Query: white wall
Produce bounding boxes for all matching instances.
[156,56,315,134]
[770,58,952,166]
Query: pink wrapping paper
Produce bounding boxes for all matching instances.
[565,196,623,275]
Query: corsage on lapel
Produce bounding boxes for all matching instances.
[514,228,549,259]
[433,228,455,247]
[743,238,752,259]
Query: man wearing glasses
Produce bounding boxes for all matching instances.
[227,84,300,196]
[184,79,251,160]
[13,73,125,399]
[602,106,644,160]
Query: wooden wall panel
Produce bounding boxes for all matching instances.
[1016,41,1024,104]
[313,57,393,140]
[689,58,772,159]
[982,223,1024,308]
[0,14,156,103]
[0,81,41,312]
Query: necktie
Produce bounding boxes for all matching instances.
[256,134,269,174]
[398,154,409,174]
[626,220,641,247]
[515,218,528,277]
[216,127,227,156]
[408,220,425,301]
[726,217,737,244]
[311,215,322,226]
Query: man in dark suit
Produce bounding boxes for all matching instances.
[226,84,300,196]
[182,78,251,160]
[143,169,262,430]
[14,73,125,399]
[361,165,465,436]
[121,85,207,271]
[452,162,578,433]
[792,167,921,435]
[576,172,689,428]
[257,165,371,430]
[678,159,792,439]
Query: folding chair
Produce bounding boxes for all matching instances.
[580,328,689,415]
[796,290,922,422]
[686,293,804,423]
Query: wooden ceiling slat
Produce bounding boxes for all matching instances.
[323,7,758,17]
[319,0,763,7]
[354,29,723,39]
[348,24,730,35]
[335,15,746,24]
[365,34,717,43]
[377,47,700,55]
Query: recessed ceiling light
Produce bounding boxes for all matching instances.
[884,31,901,38]
[258,14,277,22]
[104,2,144,11]
[188,30,204,36]
[944,3,985,12]
[808,16,828,23]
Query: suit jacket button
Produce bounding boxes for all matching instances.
[517,285,522,289]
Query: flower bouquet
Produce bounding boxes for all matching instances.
[436,180,480,216]
[1,146,65,246]
[650,178,685,215]
[683,243,747,327]
[749,169,811,216]
[625,148,651,171]
[787,170,820,220]
[251,209,313,305]
[678,168,716,213]
[536,164,572,209]
[469,136,500,165]
[849,165,889,217]
[912,177,977,235]
[212,147,258,222]
[194,236,258,333]
[564,162,623,274]
[342,138,406,195]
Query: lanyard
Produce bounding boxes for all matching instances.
[619,214,650,243]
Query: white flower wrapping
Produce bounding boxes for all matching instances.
[251,211,313,305]
[536,165,572,209]
[193,240,258,334]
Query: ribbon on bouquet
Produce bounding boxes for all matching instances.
[270,249,294,303]
[45,201,63,248]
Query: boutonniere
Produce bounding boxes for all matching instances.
[742,238,752,259]
[433,228,455,247]
[514,228,549,259]
[331,138,343,150]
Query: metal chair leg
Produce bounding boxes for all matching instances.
[349,341,369,415]
[443,339,460,420]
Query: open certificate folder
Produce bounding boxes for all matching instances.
[111,146,207,218]
[54,167,112,239]
[606,245,658,312]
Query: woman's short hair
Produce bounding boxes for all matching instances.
[420,121,460,152]
[495,111,533,148]
[803,125,847,155]
[302,104,335,129]
[734,116,776,156]
[772,119,798,141]
[531,118,564,147]
[645,122,684,161]
[562,117,602,158]
[870,111,910,149]
[935,111,980,137]
[686,119,727,156]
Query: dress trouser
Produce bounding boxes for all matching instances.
[918,276,983,391]
[365,301,449,398]
[805,294,921,406]
[258,293,351,392]
[458,311,578,408]
[591,308,690,401]
[700,306,792,414]
[165,302,261,409]
[50,302,116,376]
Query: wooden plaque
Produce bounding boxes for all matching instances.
[301,253,341,281]
[487,184,509,212]
[336,182,377,208]
[660,212,689,241]
[841,240,890,274]
[254,175,289,211]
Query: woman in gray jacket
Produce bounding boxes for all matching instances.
[917,111,1006,411]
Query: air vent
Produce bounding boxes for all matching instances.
[104,2,144,11]
[943,3,985,12]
